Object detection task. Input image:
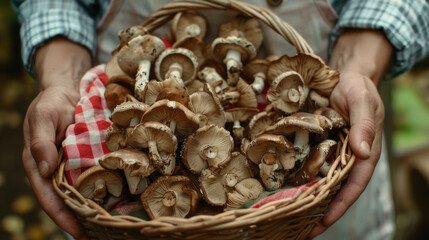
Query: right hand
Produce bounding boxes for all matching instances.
[22,37,92,239]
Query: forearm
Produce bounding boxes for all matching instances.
[329,29,393,86]
[35,37,92,91]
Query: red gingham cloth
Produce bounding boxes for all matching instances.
[62,64,112,186]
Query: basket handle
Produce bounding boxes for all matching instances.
[141,0,314,55]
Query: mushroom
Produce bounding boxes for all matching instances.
[263,112,333,164]
[267,53,339,98]
[197,66,229,93]
[246,134,295,190]
[313,107,347,129]
[111,101,149,128]
[247,111,279,140]
[225,178,265,211]
[127,121,178,176]
[181,124,234,174]
[185,79,205,94]
[288,139,337,185]
[155,86,190,108]
[219,14,263,51]
[234,78,258,108]
[75,165,124,204]
[154,48,199,87]
[188,83,226,127]
[225,107,259,141]
[172,36,206,67]
[117,35,166,101]
[266,70,308,115]
[307,90,330,112]
[98,148,155,194]
[104,75,135,110]
[104,123,128,152]
[141,99,202,141]
[199,152,253,206]
[171,11,207,42]
[242,58,270,94]
[141,77,182,106]
[140,176,199,219]
[211,36,257,86]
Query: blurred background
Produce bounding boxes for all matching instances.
[0,1,428,239]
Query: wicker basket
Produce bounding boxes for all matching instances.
[53,1,356,239]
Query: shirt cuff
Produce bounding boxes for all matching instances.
[329,0,429,79]
[19,8,96,78]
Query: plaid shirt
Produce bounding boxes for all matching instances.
[13,0,429,78]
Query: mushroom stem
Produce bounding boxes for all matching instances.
[224,49,242,86]
[251,72,266,94]
[294,130,310,161]
[199,144,219,166]
[281,88,300,103]
[162,190,177,208]
[185,24,201,36]
[148,141,163,167]
[224,173,239,188]
[233,120,244,140]
[124,166,149,194]
[262,152,277,166]
[129,117,140,127]
[135,59,151,101]
[169,120,177,134]
[93,179,107,201]
[166,62,185,87]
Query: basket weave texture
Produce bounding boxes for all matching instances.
[53,1,356,239]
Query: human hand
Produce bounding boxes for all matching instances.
[22,37,91,239]
[307,30,393,238]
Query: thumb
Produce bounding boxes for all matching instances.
[348,90,380,159]
[26,113,59,178]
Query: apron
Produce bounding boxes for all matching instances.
[92,1,394,239]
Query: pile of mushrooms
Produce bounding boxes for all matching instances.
[76,11,346,219]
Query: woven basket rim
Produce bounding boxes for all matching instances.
[53,0,356,238]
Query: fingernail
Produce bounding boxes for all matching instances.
[38,160,50,178]
[360,141,371,158]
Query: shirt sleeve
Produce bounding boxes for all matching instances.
[330,0,429,79]
[13,0,103,78]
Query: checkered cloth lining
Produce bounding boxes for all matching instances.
[61,64,318,210]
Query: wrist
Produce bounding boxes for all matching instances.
[329,29,393,85]
[35,37,92,91]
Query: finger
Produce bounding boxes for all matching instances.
[347,87,380,159]
[26,104,60,178]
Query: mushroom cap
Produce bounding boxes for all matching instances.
[98,148,154,194]
[199,152,253,207]
[117,35,166,76]
[185,79,205,94]
[142,77,182,106]
[219,15,263,50]
[98,148,155,176]
[225,107,259,123]
[188,84,226,127]
[156,86,190,108]
[154,48,198,85]
[117,25,148,47]
[181,124,234,174]
[242,58,270,80]
[75,165,124,201]
[263,112,333,137]
[267,53,339,96]
[267,70,307,115]
[104,123,128,152]
[104,75,135,110]
[248,111,279,140]
[313,107,347,129]
[234,78,258,108]
[211,36,257,63]
[225,178,264,211]
[141,99,201,141]
[246,134,294,168]
[172,36,206,67]
[171,11,207,42]
[140,175,198,219]
[289,139,337,185]
[127,121,177,153]
[111,101,149,128]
